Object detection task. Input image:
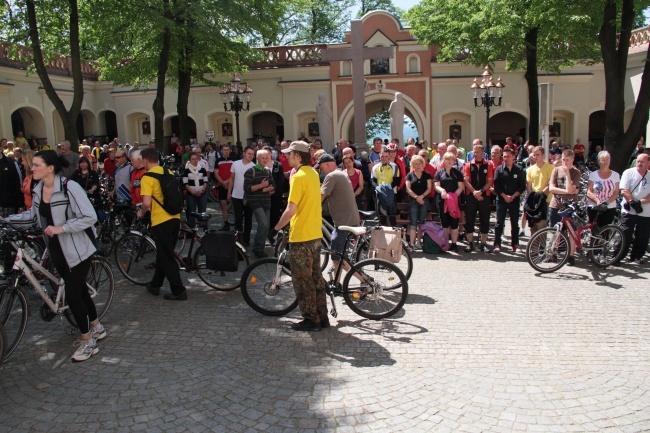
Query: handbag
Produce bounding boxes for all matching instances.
[368,227,402,263]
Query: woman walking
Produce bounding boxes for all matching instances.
[5,150,104,362]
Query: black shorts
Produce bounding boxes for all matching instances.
[218,186,228,201]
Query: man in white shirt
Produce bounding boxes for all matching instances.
[228,146,255,247]
[620,153,650,264]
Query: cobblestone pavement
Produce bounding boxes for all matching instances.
[0,219,649,432]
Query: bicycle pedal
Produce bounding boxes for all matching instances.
[330,308,338,318]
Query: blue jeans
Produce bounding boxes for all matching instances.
[185,191,208,229]
[408,200,428,230]
[251,206,270,253]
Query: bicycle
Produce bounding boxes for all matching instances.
[114,212,249,291]
[241,224,409,320]
[273,213,413,280]
[94,196,137,256]
[525,201,626,273]
[0,222,115,361]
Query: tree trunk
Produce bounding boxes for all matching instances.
[26,0,83,147]
[524,27,539,146]
[599,0,650,173]
[176,42,193,147]
[153,0,172,155]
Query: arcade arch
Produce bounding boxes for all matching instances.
[589,110,606,150]
[97,110,118,143]
[551,109,576,145]
[11,106,46,141]
[164,115,197,145]
[340,92,424,145]
[250,111,284,144]
[441,112,471,150]
[487,111,527,146]
[125,111,152,145]
[205,111,234,144]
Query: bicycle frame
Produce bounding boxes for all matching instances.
[558,217,599,251]
[10,242,66,315]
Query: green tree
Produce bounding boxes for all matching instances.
[366,110,390,141]
[86,0,284,152]
[599,0,650,172]
[406,0,601,146]
[1,0,88,146]
[357,0,404,20]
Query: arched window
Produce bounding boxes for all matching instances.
[407,54,420,74]
[341,60,352,77]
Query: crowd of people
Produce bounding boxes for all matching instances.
[0,130,647,344]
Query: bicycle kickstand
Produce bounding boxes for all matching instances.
[328,292,338,318]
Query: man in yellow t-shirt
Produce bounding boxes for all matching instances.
[526,146,554,234]
[137,148,186,301]
[274,141,327,331]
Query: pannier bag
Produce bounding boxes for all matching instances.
[200,232,238,272]
[368,227,402,263]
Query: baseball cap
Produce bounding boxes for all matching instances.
[281,140,310,153]
[314,153,335,169]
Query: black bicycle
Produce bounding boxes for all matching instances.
[241,225,408,320]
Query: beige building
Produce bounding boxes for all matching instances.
[0,11,648,151]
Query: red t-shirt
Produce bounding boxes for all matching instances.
[215,156,234,186]
[130,167,146,204]
[103,157,116,178]
[573,143,585,156]
[278,154,291,173]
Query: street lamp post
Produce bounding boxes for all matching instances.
[471,66,505,147]
[220,73,253,147]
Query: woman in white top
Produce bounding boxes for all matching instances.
[587,150,620,227]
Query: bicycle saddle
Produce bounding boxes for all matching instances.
[338,226,366,236]
[358,210,376,219]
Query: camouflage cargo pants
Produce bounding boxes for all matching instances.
[290,239,328,323]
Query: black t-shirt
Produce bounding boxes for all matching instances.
[434,167,463,193]
[406,171,432,196]
[39,201,65,274]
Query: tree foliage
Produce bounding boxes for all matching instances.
[0,0,89,145]
[406,0,602,145]
[83,0,285,149]
[599,0,650,172]
[357,0,404,21]
[366,109,390,141]
[250,0,353,46]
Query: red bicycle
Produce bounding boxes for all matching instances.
[526,201,626,273]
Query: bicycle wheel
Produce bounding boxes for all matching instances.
[354,238,413,281]
[64,255,116,327]
[240,258,298,316]
[174,223,194,253]
[342,258,408,320]
[526,227,570,273]
[194,244,249,291]
[208,179,218,202]
[588,224,626,268]
[0,322,6,365]
[114,232,157,285]
[0,284,29,361]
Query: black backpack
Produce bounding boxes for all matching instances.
[143,169,184,215]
